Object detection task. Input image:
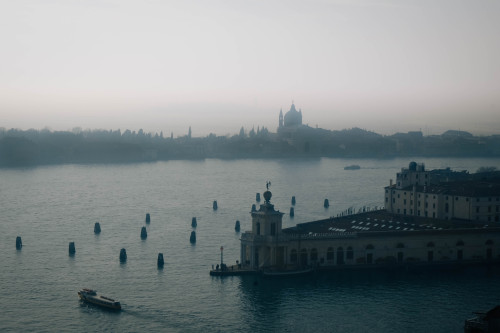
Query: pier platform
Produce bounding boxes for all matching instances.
[209,265,257,276]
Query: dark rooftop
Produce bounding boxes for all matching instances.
[283,210,493,235]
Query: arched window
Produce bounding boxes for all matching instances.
[396,243,405,249]
[456,240,465,246]
[346,246,354,260]
[366,244,374,250]
[300,249,308,266]
[336,247,344,265]
[310,248,318,261]
[327,247,334,261]
[427,242,435,247]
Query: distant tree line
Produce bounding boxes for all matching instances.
[1,126,499,167]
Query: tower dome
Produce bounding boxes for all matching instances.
[283,103,302,127]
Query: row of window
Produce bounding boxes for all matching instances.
[387,189,500,203]
[288,240,493,262]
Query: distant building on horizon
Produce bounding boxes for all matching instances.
[278,103,303,138]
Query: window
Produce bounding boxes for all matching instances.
[337,247,344,265]
[445,203,449,213]
[271,223,276,236]
[290,249,297,263]
[346,247,353,260]
[404,199,407,205]
[310,248,318,261]
[256,223,261,235]
[476,207,480,213]
[456,197,458,201]
[327,247,334,261]
[433,203,435,209]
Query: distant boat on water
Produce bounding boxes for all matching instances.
[78,288,121,310]
[344,165,360,170]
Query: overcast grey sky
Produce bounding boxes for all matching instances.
[1,0,499,136]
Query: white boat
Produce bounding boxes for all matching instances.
[78,288,121,310]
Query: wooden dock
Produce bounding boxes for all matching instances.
[209,265,257,276]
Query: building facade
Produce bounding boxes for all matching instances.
[385,162,500,222]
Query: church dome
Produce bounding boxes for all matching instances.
[283,104,302,127]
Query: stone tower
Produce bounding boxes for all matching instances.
[251,190,283,237]
[240,188,285,269]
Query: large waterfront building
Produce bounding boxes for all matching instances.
[385,162,500,222]
[240,164,500,271]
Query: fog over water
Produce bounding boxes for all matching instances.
[1,0,500,136]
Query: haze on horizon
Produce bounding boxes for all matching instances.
[1,0,499,137]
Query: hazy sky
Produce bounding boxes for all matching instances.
[1,0,499,136]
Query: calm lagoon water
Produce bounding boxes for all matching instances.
[1,157,500,332]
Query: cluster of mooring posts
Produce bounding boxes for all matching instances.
[14,204,227,269]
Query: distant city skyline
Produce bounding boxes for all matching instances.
[1,0,499,137]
